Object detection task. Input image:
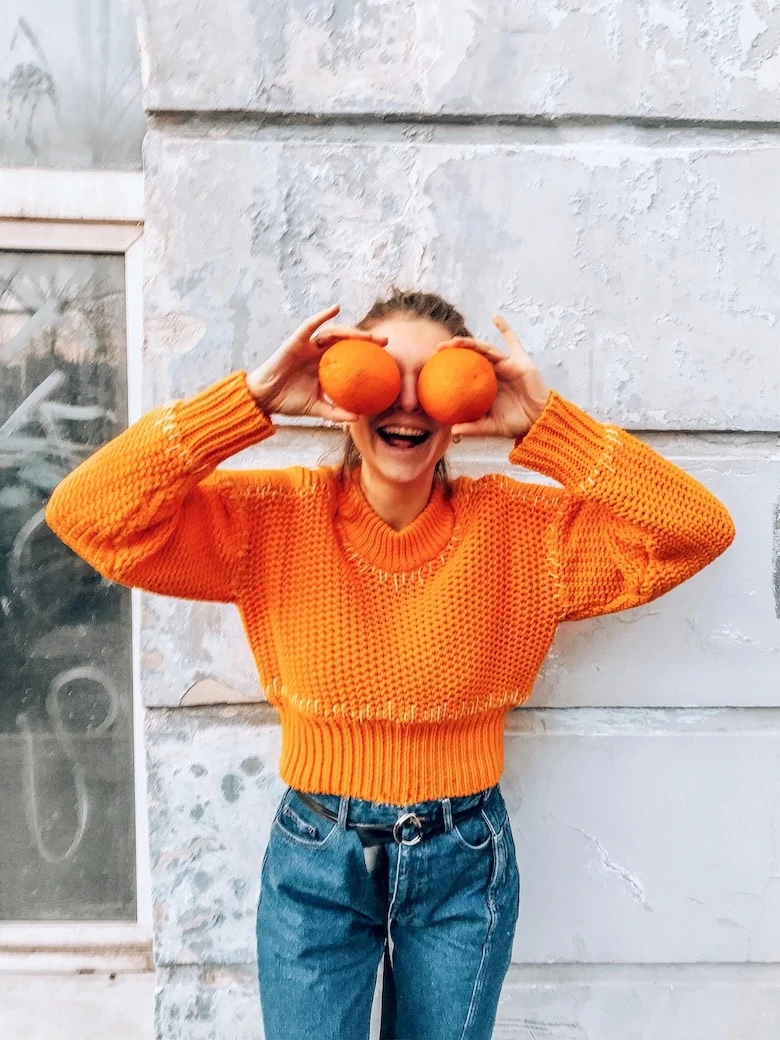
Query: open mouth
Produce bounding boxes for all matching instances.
[376,424,432,450]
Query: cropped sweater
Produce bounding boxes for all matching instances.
[45,370,735,803]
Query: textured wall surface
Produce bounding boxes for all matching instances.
[139,0,780,120]
[146,711,780,1038]
[143,132,780,429]
[137,1,780,1037]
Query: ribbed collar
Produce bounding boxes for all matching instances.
[335,467,456,573]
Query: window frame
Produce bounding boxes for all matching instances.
[0,168,151,972]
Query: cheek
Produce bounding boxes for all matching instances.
[348,421,372,454]
[433,429,452,458]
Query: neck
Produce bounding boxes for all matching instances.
[358,468,436,531]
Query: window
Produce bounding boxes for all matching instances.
[0,169,149,968]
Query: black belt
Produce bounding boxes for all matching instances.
[295,789,486,846]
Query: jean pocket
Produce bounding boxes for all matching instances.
[450,808,493,851]
[272,788,340,849]
[450,786,511,852]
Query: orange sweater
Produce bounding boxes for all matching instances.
[45,370,735,803]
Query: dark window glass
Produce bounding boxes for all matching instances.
[0,250,134,920]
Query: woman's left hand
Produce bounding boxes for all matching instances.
[439,314,551,440]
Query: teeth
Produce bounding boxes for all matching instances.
[381,425,428,436]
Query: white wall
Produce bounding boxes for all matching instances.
[137,2,780,1035]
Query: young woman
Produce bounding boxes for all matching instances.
[45,290,735,1040]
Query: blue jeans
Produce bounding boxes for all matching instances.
[256,783,520,1040]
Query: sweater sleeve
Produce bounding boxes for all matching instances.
[509,390,736,622]
[44,370,275,603]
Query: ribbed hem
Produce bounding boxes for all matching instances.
[172,370,275,469]
[509,389,613,490]
[276,703,506,803]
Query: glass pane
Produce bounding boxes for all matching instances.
[0,1,144,169]
[0,250,134,920]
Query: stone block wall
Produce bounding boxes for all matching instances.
[137,3,780,1036]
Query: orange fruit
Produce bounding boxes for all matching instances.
[318,339,401,415]
[417,348,497,425]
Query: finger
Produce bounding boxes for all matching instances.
[312,326,389,347]
[437,338,508,365]
[492,315,533,361]
[317,387,358,421]
[449,417,495,438]
[299,305,341,338]
[310,400,359,423]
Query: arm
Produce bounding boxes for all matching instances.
[509,390,736,621]
[45,305,389,603]
[440,313,735,622]
[45,371,274,602]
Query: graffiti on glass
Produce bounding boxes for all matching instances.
[0,251,135,920]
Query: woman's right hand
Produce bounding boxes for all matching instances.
[245,304,388,422]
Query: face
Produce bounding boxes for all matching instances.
[348,316,453,492]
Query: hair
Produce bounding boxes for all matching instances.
[338,288,473,493]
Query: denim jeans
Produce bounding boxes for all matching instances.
[256,783,520,1040]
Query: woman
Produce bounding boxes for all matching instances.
[45,289,735,1040]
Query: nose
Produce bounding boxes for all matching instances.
[396,368,420,413]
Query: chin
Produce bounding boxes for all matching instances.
[367,453,440,489]
[367,457,420,482]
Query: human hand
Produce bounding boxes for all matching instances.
[245,305,389,421]
[436,315,551,440]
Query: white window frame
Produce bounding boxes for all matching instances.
[0,168,151,973]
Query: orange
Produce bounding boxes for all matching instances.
[417,348,498,425]
[318,339,401,415]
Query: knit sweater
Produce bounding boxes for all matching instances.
[45,370,735,803]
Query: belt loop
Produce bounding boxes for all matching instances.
[337,795,350,830]
[442,796,453,832]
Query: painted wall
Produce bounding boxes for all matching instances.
[136,2,780,1036]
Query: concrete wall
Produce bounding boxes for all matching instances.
[137,2,780,1037]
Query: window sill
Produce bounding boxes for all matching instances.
[0,924,153,972]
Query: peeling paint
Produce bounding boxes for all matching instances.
[154,837,223,871]
[508,1019,587,1040]
[193,871,212,893]
[141,0,780,120]
[220,774,244,803]
[568,825,654,912]
[738,0,768,56]
[180,679,257,706]
[239,757,263,775]
[145,314,206,358]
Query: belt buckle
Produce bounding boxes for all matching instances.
[393,811,424,846]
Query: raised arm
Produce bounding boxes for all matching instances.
[441,313,735,622]
[509,391,735,620]
[45,305,388,602]
[45,371,274,601]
